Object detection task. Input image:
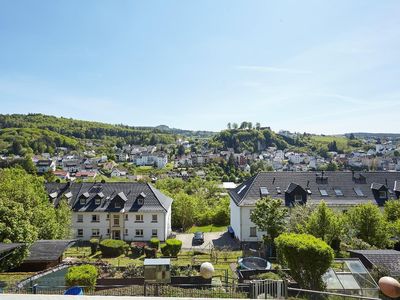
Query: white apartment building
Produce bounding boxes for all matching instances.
[46,182,173,242]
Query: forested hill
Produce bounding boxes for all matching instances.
[0,113,211,155]
[213,127,365,155]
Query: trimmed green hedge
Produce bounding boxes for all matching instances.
[149,238,160,249]
[275,233,334,291]
[99,239,129,257]
[161,239,182,257]
[65,265,98,290]
[89,238,99,255]
[144,246,157,258]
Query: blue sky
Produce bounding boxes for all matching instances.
[0,1,399,134]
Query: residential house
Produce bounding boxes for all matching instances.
[46,182,173,242]
[134,152,168,168]
[229,171,400,243]
[36,160,56,174]
[111,168,127,177]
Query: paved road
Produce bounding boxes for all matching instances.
[175,231,240,250]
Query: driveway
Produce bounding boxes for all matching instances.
[175,231,240,250]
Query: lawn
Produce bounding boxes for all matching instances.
[0,272,35,290]
[187,224,228,233]
[308,135,352,152]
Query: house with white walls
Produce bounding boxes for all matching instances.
[229,171,400,244]
[46,182,173,242]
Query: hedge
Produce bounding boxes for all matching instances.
[144,246,157,258]
[275,233,334,291]
[130,242,145,258]
[89,238,99,255]
[149,238,160,249]
[99,239,129,257]
[161,239,182,257]
[65,265,98,290]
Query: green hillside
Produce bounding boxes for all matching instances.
[0,127,81,155]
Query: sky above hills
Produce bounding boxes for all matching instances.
[0,1,399,134]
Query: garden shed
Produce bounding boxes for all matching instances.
[15,240,76,271]
[144,258,171,283]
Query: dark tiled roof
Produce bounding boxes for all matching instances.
[24,240,76,262]
[0,243,24,255]
[349,250,400,276]
[45,182,173,212]
[229,171,400,206]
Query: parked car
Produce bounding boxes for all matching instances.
[192,231,204,245]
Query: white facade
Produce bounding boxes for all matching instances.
[229,199,265,242]
[72,211,171,242]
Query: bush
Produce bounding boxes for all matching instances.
[275,233,334,291]
[99,239,129,258]
[161,239,182,257]
[160,243,170,256]
[130,242,146,258]
[89,238,99,255]
[144,246,157,258]
[149,238,160,249]
[65,265,98,290]
[250,272,282,281]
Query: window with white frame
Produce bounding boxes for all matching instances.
[151,214,157,223]
[250,227,257,237]
[113,215,120,226]
[80,198,86,205]
[92,229,100,237]
[91,214,100,222]
[135,229,144,237]
[152,229,158,237]
[77,214,83,223]
[125,214,129,221]
[77,229,83,237]
[95,198,101,205]
[135,214,144,223]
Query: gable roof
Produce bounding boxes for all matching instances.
[45,182,173,212]
[349,250,400,276]
[0,243,24,256]
[229,171,400,207]
[24,240,76,263]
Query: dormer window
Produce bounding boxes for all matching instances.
[379,191,387,199]
[115,202,121,208]
[95,198,101,205]
[137,192,146,205]
[80,198,86,205]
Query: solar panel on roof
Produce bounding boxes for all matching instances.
[260,187,269,196]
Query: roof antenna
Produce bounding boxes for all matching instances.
[273,177,275,184]
[307,180,310,187]
[385,178,388,187]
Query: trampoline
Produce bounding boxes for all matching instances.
[238,257,271,270]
